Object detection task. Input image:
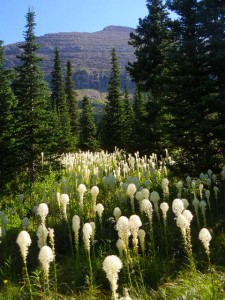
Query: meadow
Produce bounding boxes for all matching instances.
[0,149,224,299]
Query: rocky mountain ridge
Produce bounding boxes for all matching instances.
[4,26,136,91]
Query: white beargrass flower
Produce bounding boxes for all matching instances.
[161,178,169,199]
[172,198,184,217]
[38,245,54,279]
[37,223,48,249]
[199,183,204,199]
[182,210,193,226]
[116,216,131,250]
[213,186,219,200]
[83,223,92,252]
[150,191,160,219]
[160,202,169,222]
[16,230,32,262]
[135,191,143,203]
[116,238,126,257]
[129,215,142,253]
[90,186,99,208]
[103,255,123,300]
[141,188,150,199]
[95,203,104,223]
[138,229,146,254]
[78,183,87,209]
[37,203,49,224]
[199,228,212,256]
[90,222,96,243]
[199,200,207,226]
[113,207,122,222]
[140,199,153,221]
[48,228,56,259]
[205,190,211,208]
[127,183,136,212]
[22,217,29,229]
[176,214,189,240]
[56,192,61,208]
[176,181,183,198]
[60,194,69,220]
[72,215,80,252]
[181,198,189,209]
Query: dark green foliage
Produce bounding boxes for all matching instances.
[51,48,72,153]
[123,81,134,151]
[65,60,79,150]
[13,9,55,183]
[79,96,99,151]
[0,41,17,193]
[101,49,126,151]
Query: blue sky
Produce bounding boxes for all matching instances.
[1,0,148,45]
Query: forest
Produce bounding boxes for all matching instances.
[0,0,225,299]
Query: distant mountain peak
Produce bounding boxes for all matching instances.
[102,25,134,32]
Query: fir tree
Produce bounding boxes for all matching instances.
[13,9,54,183]
[101,48,125,151]
[65,60,79,150]
[51,48,72,153]
[123,80,134,151]
[0,41,17,192]
[79,96,99,151]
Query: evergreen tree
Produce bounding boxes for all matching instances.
[127,0,171,98]
[0,41,17,192]
[51,48,72,153]
[65,60,79,149]
[79,96,99,151]
[123,80,134,151]
[13,9,54,183]
[101,48,125,151]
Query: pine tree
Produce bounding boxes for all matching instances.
[123,80,134,151]
[51,48,72,153]
[13,9,54,183]
[0,41,17,192]
[101,48,125,151]
[79,96,99,151]
[127,0,171,98]
[65,60,79,150]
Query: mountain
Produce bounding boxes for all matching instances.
[4,25,136,91]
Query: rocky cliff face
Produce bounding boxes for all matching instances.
[4,26,135,91]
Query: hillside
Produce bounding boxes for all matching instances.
[4,25,136,91]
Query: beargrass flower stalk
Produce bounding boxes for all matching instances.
[48,228,57,295]
[60,194,69,220]
[129,215,142,254]
[205,190,211,210]
[199,200,207,227]
[141,188,150,200]
[192,197,200,228]
[72,215,80,254]
[199,183,204,199]
[138,229,146,254]
[160,202,169,258]
[78,183,87,210]
[213,186,219,201]
[127,183,136,213]
[150,191,160,220]
[37,203,49,225]
[90,222,96,244]
[83,223,93,284]
[161,178,169,200]
[16,230,33,299]
[22,217,29,229]
[191,180,197,198]
[56,192,61,210]
[116,238,126,257]
[113,207,122,222]
[199,228,212,261]
[181,199,189,209]
[37,223,48,248]
[177,181,183,198]
[95,203,104,227]
[186,176,191,192]
[90,185,99,210]
[103,255,123,300]
[116,216,131,252]
[38,246,54,293]
[172,198,184,217]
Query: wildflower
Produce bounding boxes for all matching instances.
[199,200,207,226]
[90,186,99,208]
[172,198,184,217]
[161,178,169,199]
[16,230,32,262]
[199,228,212,256]
[103,255,123,300]
[141,199,153,221]
[38,246,54,280]
[127,183,136,212]
[205,190,211,208]
[138,229,146,254]
[213,186,219,200]
[176,214,189,240]
[141,188,150,199]
[95,203,104,224]
[116,238,126,257]
[113,207,122,222]
[72,215,80,252]
[182,210,193,225]
[83,223,92,252]
[135,191,143,203]
[116,216,131,250]
[60,194,69,220]
[176,181,183,198]
[129,215,142,253]
[160,202,169,221]
[37,203,49,224]
[90,222,96,243]
[48,228,56,259]
[150,191,160,219]
[181,198,189,209]
[37,223,48,249]
[78,183,87,209]
[199,183,204,199]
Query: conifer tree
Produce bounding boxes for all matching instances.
[0,41,17,192]
[51,48,72,153]
[101,48,125,151]
[123,81,134,151]
[13,9,54,183]
[65,60,79,150]
[79,96,99,151]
